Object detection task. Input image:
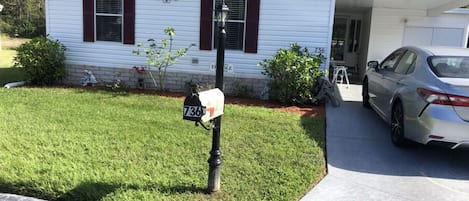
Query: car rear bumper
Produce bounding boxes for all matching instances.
[411,104,469,149]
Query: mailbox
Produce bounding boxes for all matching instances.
[183,88,224,122]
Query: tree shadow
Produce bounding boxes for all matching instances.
[55,182,119,201]
[0,179,210,201]
[57,182,209,200]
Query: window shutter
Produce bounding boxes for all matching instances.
[83,0,95,42]
[245,0,260,53]
[200,0,213,50]
[123,0,135,44]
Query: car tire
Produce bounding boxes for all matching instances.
[391,102,409,147]
[362,78,371,108]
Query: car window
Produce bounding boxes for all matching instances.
[380,49,406,71]
[394,51,417,74]
[429,56,469,78]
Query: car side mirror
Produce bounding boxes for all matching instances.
[368,61,379,71]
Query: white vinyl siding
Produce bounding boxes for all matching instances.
[46,0,333,79]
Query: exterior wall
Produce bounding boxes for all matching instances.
[367,8,469,62]
[46,0,334,95]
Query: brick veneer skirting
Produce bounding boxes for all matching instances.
[65,64,269,99]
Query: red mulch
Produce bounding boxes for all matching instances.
[225,96,325,117]
[51,85,325,118]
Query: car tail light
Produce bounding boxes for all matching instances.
[417,88,469,107]
[429,135,445,139]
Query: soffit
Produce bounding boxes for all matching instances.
[336,0,468,12]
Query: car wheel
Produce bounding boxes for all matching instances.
[391,102,408,147]
[362,78,370,108]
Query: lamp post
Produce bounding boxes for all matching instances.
[207,0,228,193]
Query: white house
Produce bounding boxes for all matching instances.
[45,0,469,96]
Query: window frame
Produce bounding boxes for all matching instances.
[394,50,417,74]
[380,49,406,71]
[95,0,124,43]
[199,0,259,53]
[212,0,248,51]
[428,56,469,78]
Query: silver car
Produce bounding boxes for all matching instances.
[362,46,469,149]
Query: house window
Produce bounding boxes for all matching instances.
[213,0,246,50]
[199,0,260,53]
[83,0,135,44]
[96,0,123,42]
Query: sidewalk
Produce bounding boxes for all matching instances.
[0,194,45,201]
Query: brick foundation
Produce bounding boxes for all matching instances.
[65,64,269,99]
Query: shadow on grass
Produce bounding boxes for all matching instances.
[0,180,56,200]
[0,179,209,201]
[70,87,130,97]
[57,182,208,200]
[0,67,25,86]
[0,180,119,201]
[56,182,119,201]
[156,184,207,194]
[300,115,326,153]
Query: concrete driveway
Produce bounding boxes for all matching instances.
[301,84,469,201]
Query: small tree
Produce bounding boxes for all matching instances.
[260,43,325,105]
[132,27,194,91]
[14,36,66,85]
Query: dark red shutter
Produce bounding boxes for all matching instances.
[83,0,94,42]
[123,0,135,44]
[200,0,213,50]
[245,0,260,53]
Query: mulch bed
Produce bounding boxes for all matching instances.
[44,85,326,118]
[134,88,325,118]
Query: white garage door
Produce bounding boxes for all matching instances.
[403,26,465,47]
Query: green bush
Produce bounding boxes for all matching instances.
[14,36,66,85]
[260,43,325,105]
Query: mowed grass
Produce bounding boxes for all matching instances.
[0,88,325,201]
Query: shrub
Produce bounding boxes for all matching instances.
[14,36,66,85]
[260,43,325,105]
[133,27,195,91]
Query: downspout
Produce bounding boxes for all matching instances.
[464,20,469,47]
[45,0,50,35]
[4,81,26,88]
[325,0,336,74]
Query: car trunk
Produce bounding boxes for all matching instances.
[440,78,469,121]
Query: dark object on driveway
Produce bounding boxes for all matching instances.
[312,76,341,107]
[363,46,469,149]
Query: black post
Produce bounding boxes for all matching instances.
[207,3,226,193]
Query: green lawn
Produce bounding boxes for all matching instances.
[0,88,325,201]
[0,49,25,86]
[0,36,27,85]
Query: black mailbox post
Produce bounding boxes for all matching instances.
[207,1,229,193]
[182,1,228,194]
